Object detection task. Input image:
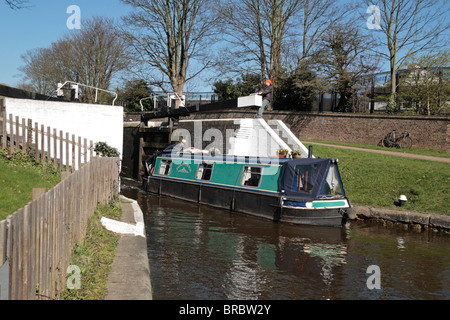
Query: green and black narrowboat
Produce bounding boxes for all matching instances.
[143,153,351,227]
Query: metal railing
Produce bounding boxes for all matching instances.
[139,92,217,112]
[57,81,118,106]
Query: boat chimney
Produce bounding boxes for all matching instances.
[308,145,313,158]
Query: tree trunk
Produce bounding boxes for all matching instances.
[171,76,185,109]
[390,61,397,102]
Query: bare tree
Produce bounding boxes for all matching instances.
[217,0,302,86]
[265,0,303,82]
[19,47,56,96]
[20,17,128,103]
[4,0,28,9]
[69,17,129,102]
[364,0,450,103]
[215,0,266,81]
[120,0,217,105]
[317,23,379,112]
[298,0,353,62]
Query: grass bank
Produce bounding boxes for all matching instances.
[60,200,122,300]
[304,140,450,158]
[0,150,61,220]
[310,144,449,216]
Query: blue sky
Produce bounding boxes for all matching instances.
[0,0,130,87]
[0,0,362,92]
[1,1,447,93]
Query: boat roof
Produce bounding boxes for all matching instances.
[160,152,294,165]
[159,152,339,165]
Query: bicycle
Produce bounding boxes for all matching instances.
[378,129,412,149]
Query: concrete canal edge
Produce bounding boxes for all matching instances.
[104,196,153,300]
[353,206,450,231]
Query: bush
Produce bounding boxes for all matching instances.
[385,93,400,114]
[94,142,120,158]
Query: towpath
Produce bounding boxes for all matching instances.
[104,196,153,300]
[306,142,450,163]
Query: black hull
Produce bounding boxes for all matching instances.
[145,177,346,227]
[280,208,346,227]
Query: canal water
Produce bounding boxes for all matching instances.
[121,181,450,300]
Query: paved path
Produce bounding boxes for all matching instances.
[104,196,153,300]
[307,142,450,163]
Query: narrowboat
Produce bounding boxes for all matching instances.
[142,152,351,227]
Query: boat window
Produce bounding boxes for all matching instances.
[196,163,214,181]
[291,163,322,193]
[158,160,172,175]
[241,166,262,187]
[320,164,344,196]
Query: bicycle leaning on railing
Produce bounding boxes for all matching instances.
[378,129,412,149]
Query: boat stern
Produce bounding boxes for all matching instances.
[280,198,351,227]
[277,158,351,227]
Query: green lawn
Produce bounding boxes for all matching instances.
[310,144,449,216]
[304,140,450,158]
[0,155,61,220]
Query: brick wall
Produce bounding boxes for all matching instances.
[125,110,450,151]
[187,110,450,151]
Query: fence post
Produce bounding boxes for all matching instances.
[47,126,51,165]
[78,136,81,169]
[53,129,57,170]
[9,210,21,300]
[41,193,49,299]
[40,124,45,165]
[48,188,55,298]
[84,138,87,165]
[72,134,75,171]
[28,201,36,300]
[1,108,6,150]
[0,219,9,301]
[0,218,8,300]
[27,119,32,154]
[59,130,63,171]
[15,116,19,153]
[35,123,39,163]
[0,221,6,267]
[65,132,69,172]
[9,115,14,154]
[22,205,30,300]
[21,118,26,154]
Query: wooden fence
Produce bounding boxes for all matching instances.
[0,106,94,171]
[0,157,120,300]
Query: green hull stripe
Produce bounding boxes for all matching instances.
[312,201,347,208]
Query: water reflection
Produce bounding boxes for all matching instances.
[121,181,450,300]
